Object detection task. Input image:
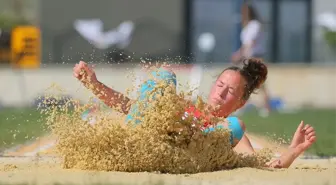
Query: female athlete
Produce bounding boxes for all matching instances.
[73,58,316,169]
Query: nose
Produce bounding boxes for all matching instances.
[218,85,229,99]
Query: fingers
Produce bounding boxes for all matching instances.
[303,124,310,130]
[297,121,304,132]
[73,64,85,79]
[303,124,314,135]
[306,126,316,141]
[78,61,90,73]
[300,123,313,135]
[307,131,316,140]
[268,159,282,168]
[305,126,314,134]
[73,61,93,79]
[73,72,79,78]
[79,60,87,67]
[79,61,95,70]
[82,63,95,75]
[73,64,81,79]
[303,123,316,143]
[309,136,317,143]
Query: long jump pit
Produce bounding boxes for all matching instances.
[1,133,335,185]
[1,81,335,185]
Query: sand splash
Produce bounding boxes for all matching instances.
[41,67,272,174]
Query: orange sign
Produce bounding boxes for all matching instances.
[11,26,41,68]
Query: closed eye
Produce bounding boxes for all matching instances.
[217,81,224,87]
[228,87,238,96]
[216,80,239,97]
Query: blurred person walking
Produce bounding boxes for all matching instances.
[231,2,271,117]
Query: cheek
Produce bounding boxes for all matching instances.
[227,93,238,102]
[222,95,238,108]
[209,87,217,98]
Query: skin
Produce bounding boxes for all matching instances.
[73,61,316,168]
[73,61,131,114]
[206,70,316,168]
[208,70,246,117]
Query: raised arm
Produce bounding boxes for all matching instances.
[73,61,132,114]
[267,121,316,168]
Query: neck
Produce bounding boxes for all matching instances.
[212,110,228,118]
[203,102,229,118]
[207,105,228,118]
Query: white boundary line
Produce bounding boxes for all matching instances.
[23,141,57,157]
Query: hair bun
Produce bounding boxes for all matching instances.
[242,58,268,89]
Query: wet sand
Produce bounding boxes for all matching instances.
[0,157,335,185]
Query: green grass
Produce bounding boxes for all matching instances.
[0,107,47,150]
[240,109,336,156]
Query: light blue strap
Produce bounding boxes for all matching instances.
[125,68,177,124]
[203,117,244,145]
[227,116,244,144]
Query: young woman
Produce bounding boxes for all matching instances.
[231,3,271,116]
[73,58,316,168]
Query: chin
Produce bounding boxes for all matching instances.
[214,107,229,117]
[209,103,220,110]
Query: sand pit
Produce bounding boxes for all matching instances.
[2,132,332,185]
[0,156,335,185]
[35,76,279,173]
[2,136,333,185]
[1,66,333,184]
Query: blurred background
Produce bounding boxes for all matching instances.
[0,0,335,157]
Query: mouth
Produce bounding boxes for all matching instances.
[211,98,223,106]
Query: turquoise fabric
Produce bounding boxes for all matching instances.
[125,68,177,124]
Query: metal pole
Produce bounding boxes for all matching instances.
[232,0,244,53]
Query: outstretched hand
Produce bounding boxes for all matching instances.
[290,121,317,152]
[267,121,317,169]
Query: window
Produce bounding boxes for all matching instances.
[189,0,312,63]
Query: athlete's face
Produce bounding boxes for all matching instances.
[208,70,247,117]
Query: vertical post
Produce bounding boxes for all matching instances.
[306,0,312,63]
[232,0,244,53]
[184,0,192,63]
[271,0,279,63]
[12,0,25,20]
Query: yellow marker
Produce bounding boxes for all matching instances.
[11,26,41,69]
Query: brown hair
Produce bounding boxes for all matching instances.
[242,2,263,26]
[220,58,267,100]
[247,4,261,22]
